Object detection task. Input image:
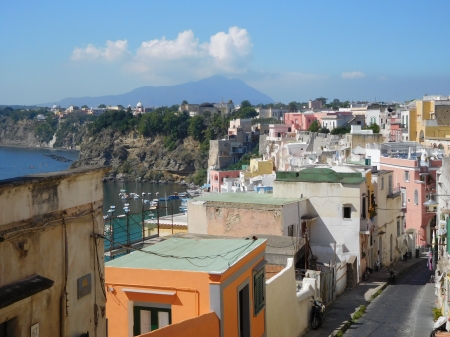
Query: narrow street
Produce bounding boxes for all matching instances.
[344,260,435,337]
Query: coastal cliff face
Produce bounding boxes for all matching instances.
[0,119,44,147]
[0,119,88,149]
[70,128,204,180]
[0,118,205,181]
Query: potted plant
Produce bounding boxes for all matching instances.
[368,205,378,220]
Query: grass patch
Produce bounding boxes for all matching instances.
[370,283,389,301]
[335,331,344,337]
[433,307,442,321]
[351,305,367,320]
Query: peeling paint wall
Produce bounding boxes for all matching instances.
[0,167,108,337]
[188,199,307,238]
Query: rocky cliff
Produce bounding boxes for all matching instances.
[0,119,205,181]
[70,129,205,181]
[0,119,44,147]
[0,118,89,149]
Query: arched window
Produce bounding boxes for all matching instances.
[414,189,418,205]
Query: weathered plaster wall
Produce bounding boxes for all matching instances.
[0,167,109,337]
[205,203,285,237]
[188,198,306,238]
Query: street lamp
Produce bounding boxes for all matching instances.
[423,194,450,207]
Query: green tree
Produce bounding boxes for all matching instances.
[81,105,89,109]
[240,100,251,109]
[308,120,320,132]
[363,123,380,134]
[315,97,328,105]
[98,104,106,108]
[181,100,188,105]
[288,101,298,112]
[331,126,350,135]
[319,127,330,134]
[236,106,258,119]
[188,115,206,142]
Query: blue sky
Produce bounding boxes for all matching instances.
[2,0,450,105]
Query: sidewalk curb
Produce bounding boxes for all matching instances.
[327,259,424,337]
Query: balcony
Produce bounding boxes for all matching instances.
[387,184,401,198]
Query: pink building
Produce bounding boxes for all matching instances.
[380,155,441,247]
[283,113,318,131]
[209,169,241,193]
[267,124,294,139]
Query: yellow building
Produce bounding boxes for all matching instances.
[409,97,450,154]
[242,158,274,179]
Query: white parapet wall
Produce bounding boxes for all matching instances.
[266,258,314,337]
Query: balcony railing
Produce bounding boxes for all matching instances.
[388,184,401,198]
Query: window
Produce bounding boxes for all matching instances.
[404,171,410,182]
[253,268,265,315]
[401,188,406,207]
[381,177,384,190]
[343,206,351,219]
[397,220,401,237]
[288,224,294,237]
[414,189,418,205]
[133,306,171,335]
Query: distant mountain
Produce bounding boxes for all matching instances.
[38,75,274,108]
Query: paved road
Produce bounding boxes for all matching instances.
[345,260,435,337]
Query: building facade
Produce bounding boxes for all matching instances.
[0,167,109,337]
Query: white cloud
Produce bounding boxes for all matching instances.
[71,40,129,62]
[342,71,365,79]
[71,27,252,79]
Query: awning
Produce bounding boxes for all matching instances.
[0,275,54,310]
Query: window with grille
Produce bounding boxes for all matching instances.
[253,268,265,315]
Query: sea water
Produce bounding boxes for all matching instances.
[0,146,80,180]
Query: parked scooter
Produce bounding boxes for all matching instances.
[402,249,409,262]
[310,297,325,330]
[362,267,373,281]
[430,316,448,336]
[388,268,396,283]
[374,259,381,272]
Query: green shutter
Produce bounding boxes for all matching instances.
[253,268,265,315]
[447,217,450,254]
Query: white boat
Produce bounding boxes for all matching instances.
[155,192,159,195]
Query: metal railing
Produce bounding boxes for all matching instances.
[104,204,175,261]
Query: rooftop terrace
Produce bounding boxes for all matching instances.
[106,236,266,273]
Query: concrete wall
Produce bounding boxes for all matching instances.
[187,200,208,234]
[0,167,109,337]
[137,312,220,337]
[266,258,313,337]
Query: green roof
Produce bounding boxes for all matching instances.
[276,168,365,184]
[194,192,302,205]
[106,237,266,273]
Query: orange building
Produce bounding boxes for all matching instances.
[105,234,267,337]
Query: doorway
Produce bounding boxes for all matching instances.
[238,284,250,337]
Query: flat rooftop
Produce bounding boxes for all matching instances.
[193,192,302,205]
[106,236,266,273]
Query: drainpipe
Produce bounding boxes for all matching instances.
[60,217,68,337]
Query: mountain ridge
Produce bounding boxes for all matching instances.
[38,75,274,108]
